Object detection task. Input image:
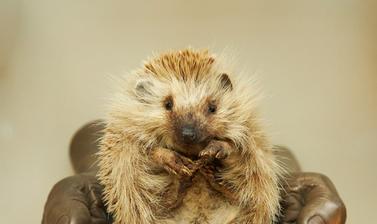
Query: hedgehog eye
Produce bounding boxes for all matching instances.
[208,104,217,114]
[164,97,174,111]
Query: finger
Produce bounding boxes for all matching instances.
[91,217,110,224]
[283,172,346,224]
[69,211,91,224]
[297,200,345,224]
[280,193,303,222]
[307,215,326,224]
[297,211,325,224]
[295,189,344,223]
[296,199,320,224]
[65,202,92,224]
[87,184,107,220]
[68,205,108,224]
[294,182,327,224]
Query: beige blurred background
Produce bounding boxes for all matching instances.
[0,0,376,223]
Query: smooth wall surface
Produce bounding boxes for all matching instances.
[0,0,376,223]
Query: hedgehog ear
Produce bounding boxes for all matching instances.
[135,80,154,102]
[219,73,233,91]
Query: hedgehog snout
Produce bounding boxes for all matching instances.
[180,124,198,144]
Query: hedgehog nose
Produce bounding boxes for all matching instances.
[181,125,197,143]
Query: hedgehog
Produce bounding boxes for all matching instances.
[97,49,283,224]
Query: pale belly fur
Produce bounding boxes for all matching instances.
[164,174,240,224]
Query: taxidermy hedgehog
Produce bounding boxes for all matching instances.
[97,49,283,224]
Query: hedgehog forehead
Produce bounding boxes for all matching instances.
[168,78,214,108]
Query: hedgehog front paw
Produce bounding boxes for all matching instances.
[199,140,233,161]
[151,147,195,178]
[200,164,237,202]
[164,152,195,177]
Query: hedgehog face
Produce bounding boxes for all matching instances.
[133,73,233,156]
[112,50,257,156]
[163,92,215,156]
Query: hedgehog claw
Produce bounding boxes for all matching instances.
[164,166,178,176]
[199,140,231,161]
[181,167,193,176]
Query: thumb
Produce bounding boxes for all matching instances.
[296,200,326,224]
[297,199,345,224]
